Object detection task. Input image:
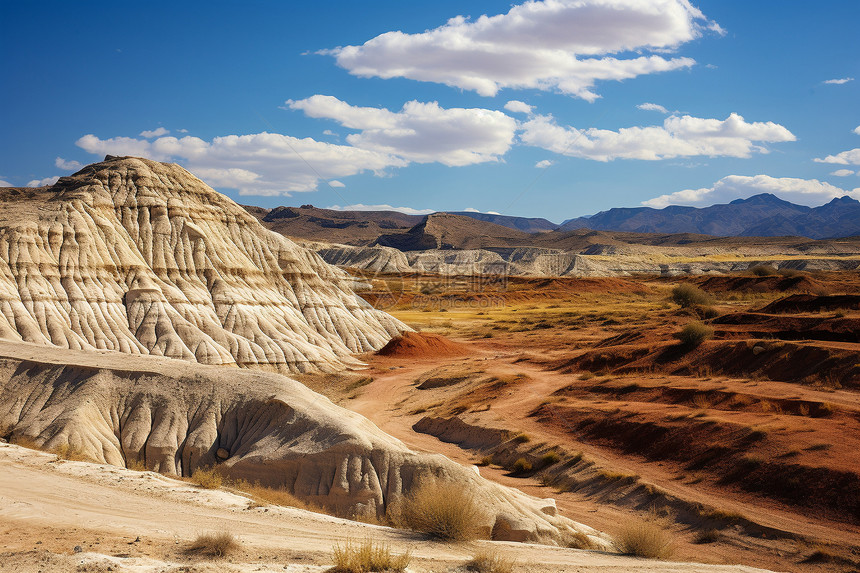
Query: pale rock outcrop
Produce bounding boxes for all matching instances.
[0,340,607,546]
[0,157,406,373]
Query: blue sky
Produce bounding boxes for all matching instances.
[2,0,858,222]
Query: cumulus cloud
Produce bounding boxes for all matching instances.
[831,169,855,177]
[824,77,854,85]
[814,148,860,165]
[535,159,554,168]
[854,126,860,136]
[643,175,860,208]
[328,180,346,187]
[140,127,170,138]
[327,0,719,101]
[637,102,669,113]
[0,178,13,187]
[326,203,435,215]
[521,112,794,161]
[26,176,60,188]
[55,157,83,170]
[76,132,405,196]
[286,95,517,166]
[504,100,533,114]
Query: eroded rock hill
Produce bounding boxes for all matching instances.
[0,157,405,373]
[0,340,603,545]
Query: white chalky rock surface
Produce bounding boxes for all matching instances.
[0,156,406,373]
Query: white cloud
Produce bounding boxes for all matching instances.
[286,95,517,166]
[327,0,719,101]
[831,169,856,177]
[854,125,860,136]
[178,129,189,133]
[55,157,83,170]
[521,112,795,161]
[504,100,533,114]
[814,148,860,165]
[76,132,405,196]
[637,102,669,114]
[140,127,170,138]
[328,180,346,187]
[535,159,554,168]
[0,179,13,187]
[326,203,435,215]
[824,77,854,85]
[463,207,480,212]
[643,175,860,208]
[26,176,60,188]
[323,129,338,136]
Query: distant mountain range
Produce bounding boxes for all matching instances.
[245,193,860,242]
[560,194,860,239]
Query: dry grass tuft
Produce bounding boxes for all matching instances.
[671,284,714,308]
[564,530,598,550]
[331,538,410,572]
[677,321,714,348]
[393,480,483,541]
[615,515,675,559]
[190,466,224,489]
[465,548,516,573]
[231,479,320,512]
[186,531,239,559]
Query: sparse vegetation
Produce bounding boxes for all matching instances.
[511,457,533,474]
[331,538,411,572]
[671,283,714,308]
[186,531,239,558]
[394,480,483,541]
[190,466,224,489]
[540,451,561,466]
[564,530,598,550]
[512,433,531,444]
[749,264,778,276]
[693,529,721,544]
[615,515,675,559]
[677,321,714,348]
[231,479,318,512]
[465,549,515,573]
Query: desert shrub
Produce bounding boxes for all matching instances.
[541,451,561,466]
[615,516,675,559]
[511,457,533,474]
[671,283,714,308]
[9,435,42,450]
[677,322,713,348]
[186,531,239,558]
[692,529,721,544]
[395,480,483,541]
[465,549,515,573]
[697,305,720,319]
[190,466,223,489]
[778,267,802,278]
[564,530,598,550]
[231,479,317,512]
[512,433,531,444]
[749,264,778,276]
[331,538,410,572]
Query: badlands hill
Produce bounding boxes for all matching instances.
[0,156,405,373]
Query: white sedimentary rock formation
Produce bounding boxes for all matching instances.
[0,340,606,545]
[0,156,405,372]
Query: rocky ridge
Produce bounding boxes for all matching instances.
[0,156,406,373]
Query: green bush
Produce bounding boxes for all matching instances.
[511,457,533,474]
[671,284,714,308]
[677,322,714,348]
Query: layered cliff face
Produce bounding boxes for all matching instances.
[0,156,406,373]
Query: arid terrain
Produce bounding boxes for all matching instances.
[294,269,860,572]
[2,157,857,573]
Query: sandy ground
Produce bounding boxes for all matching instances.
[0,443,774,573]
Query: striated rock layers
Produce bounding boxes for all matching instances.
[0,157,406,373]
[0,341,605,545]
